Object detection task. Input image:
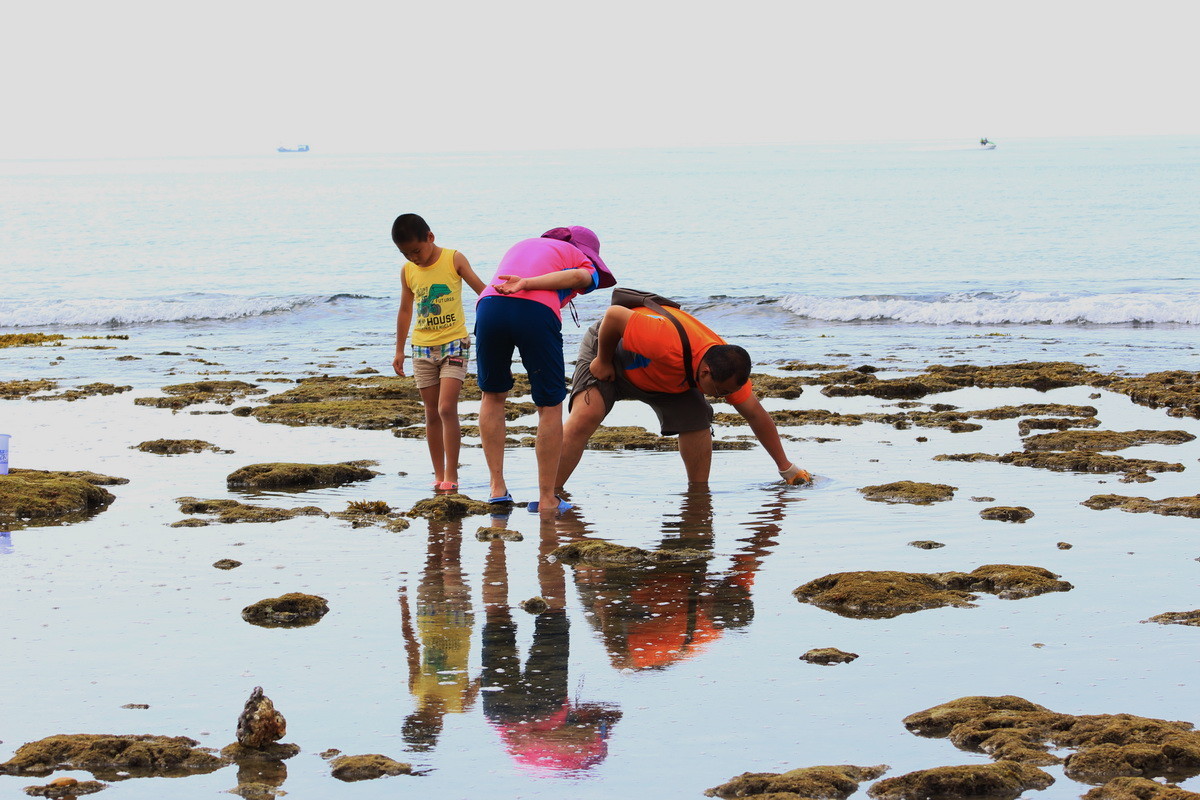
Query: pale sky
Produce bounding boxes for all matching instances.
[3,0,1197,159]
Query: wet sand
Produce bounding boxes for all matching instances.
[3,336,1200,799]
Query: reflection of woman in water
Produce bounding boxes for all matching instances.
[571,488,793,671]
[481,517,621,772]
[399,519,481,751]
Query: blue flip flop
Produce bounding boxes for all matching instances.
[488,493,514,504]
[528,496,573,513]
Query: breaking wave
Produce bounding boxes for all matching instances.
[0,293,375,328]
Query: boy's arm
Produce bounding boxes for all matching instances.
[731,393,813,484]
[589,305,634,382]
[492,267,593,295]
[455,251,487,295]
[394,273,415,377]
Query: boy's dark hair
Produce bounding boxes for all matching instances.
[701,345,752,387]
[391,213,431,246]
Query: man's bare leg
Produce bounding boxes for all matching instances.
[678,427,713,487]
[554,387,608,494]
[535,403,563,514]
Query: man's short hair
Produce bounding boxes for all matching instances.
[702,345,751,386]
[391,213,431,246]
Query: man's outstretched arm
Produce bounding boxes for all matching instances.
[732,393,812,484]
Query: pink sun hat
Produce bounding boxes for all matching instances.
[541,226,616,289]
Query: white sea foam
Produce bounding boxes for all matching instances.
[777,291,1200,325]
[0,294,330,328]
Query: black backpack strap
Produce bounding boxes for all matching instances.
[644,299,697,389]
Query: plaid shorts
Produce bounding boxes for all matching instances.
[411,337,471,389]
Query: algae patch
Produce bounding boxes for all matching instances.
[0,733,226,780]
[979,506,1034,523]
[552,538,712,566]
[1083,494,1200,518]
[705,763,888,799]
[0,469,126,527]
[174,497,327,525]
[241,593,329,628]
[329,754,413,781]
[859,481,957,504]
[226,461,379,490]
[866,761,1055,800]
[134,439,229,455]
[794,565,1072,618]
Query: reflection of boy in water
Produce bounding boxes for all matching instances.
[400,520,480,751]
[481,521,621,772]
[571,489,789,671]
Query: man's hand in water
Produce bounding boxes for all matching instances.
[779,463,813,485]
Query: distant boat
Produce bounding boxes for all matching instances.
[979,138,996,150]
[276,144,310,153]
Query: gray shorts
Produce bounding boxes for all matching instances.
[569,322,713,436]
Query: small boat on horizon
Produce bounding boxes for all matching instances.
[277,144,310,153]
[979,138,997,150]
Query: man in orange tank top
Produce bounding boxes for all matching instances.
[555,303,812,494]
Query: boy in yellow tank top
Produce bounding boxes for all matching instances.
[392,214,486,491]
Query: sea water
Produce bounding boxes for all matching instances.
[2,138,1200,800]
[3,136,1199,381]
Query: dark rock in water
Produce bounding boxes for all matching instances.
[1083,494,1200,518]
[1022,429,1195,452]
[221,742,300,761]
[213,559,243,570]
[909,540,946,549]
[476,526,523,542]
[226,461,379,490]
[901,695,1200,785]
[0,733,226,779]
[552,538,712,566]
[859,481,956,504]
[970,496,995,503]
[331,500,411,531]
[134,439,229,455]
[1057,542,1074,550]
[31,383,132,402]
[236,688,287,748]
[520,596,549,614]
[866,761,1054,800]
[1082,776,1200,799]
[979,506,1034,523]
[329,753,413,781]
[407,493,495,520]
[794,565,1071,619]
[241,593,329,628]
[176,497,328,525]
[121,704,149,710]
[800,647,859,665]
[22,777,107,797]
[1018,416,1100,436]
[935,450,1184,478]
[1142,610,1200,627]
[705,763,888,799]
[0,469,125,527]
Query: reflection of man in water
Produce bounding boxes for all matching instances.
[571,489,791,671]
[481,518,621,772]
[399,519,480,752]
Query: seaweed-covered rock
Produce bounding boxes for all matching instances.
[236,687,286,749]
[1142,610,1200,627]
[31,383,132,402]
[0,469,125,526]
[1022,429,1195,452]
[0,734,226,779]
[901,696,1200,785]
[794,565,1071,619]
[1018,416,1101,436]
[800,647,859,665]
[246,375,425,429]
[175,497,327,524]
[979,506,1034,523]
[866,761,1054,800]
[331,500,411,531]
[1082,494,1200,518]
[520,596,549,614]
[0,333,66,348]
[407,493,497,520]
[134,439,228,455]
[213,559,243,570]
[934,451,1184,477]
[1103,371,1200,419]
[1082,776,1200,799]
[705,763,889,799]
[0,379,59,399]
[859,481,957,504]
[135,380,265,410]
[226,461,379,490]
[329,754,412,781]
[552,538,712,566]
[910,540,946,549]
[241,593,329,628]
[22,777,107,797]
[476,526,523,542]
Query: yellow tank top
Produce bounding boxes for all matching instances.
[405,248,469,346]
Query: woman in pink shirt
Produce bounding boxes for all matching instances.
[476,227,615,514]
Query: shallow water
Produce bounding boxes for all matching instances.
[3,344,1200,799]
